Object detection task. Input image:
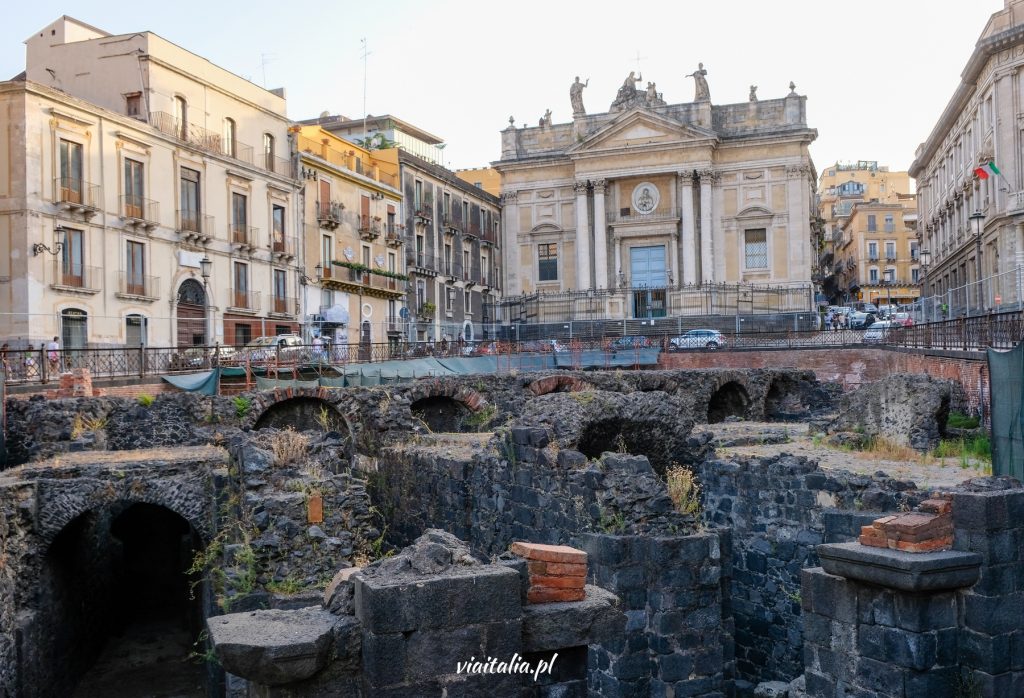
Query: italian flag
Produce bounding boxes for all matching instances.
[974,161,1001,179]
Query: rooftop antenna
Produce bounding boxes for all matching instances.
[260,53,277,88]
[360,38,372,145]
[634,50,648,77]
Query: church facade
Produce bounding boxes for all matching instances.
[494,70,819,327]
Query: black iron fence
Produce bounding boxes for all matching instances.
[883,310,1024,352]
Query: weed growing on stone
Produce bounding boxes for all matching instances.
[70,413,107,439]
[136,394,155,408]
[614,434,629,454]
[232,396,251,418]
[461,404,496,432]
[314,405,333,431]
[270,428,311,467]
[189,630,219,667]
[598,507,627,534]
[666,464,702,517]
[266,576,305,595]
[570,391,595,407]
[947,411,981,430]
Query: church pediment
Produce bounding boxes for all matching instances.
[568,109,717,155]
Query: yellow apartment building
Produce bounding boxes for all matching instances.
[833,199,920,307]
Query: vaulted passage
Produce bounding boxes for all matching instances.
[31,503,206,698]
[764,378,801,421]
[707,381,751,423]
[577,417,677,476]
[411,396,471,433]
[254,396,348,433]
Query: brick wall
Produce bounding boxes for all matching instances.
[659,348,989,417]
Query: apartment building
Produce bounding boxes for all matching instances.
[0,16,300,350]
[400,151,502,342]
[816,162,914,304]
[832,199,920,307]
[911,0,1024,311]
[295,125,404,347]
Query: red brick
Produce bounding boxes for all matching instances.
[919,499,953,515]
[511,542,587,564]
[859,534,889,548]
[527,587,586,604]
[892,536,953,553]
[530,575,586,590]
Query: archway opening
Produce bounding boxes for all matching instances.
[35,503,205,698]
[176,279,207,347]
[707,381,751,423]
[411,395,470,433]
[577,417,676,476]
[764,378,802,421]
[253,396,349,434]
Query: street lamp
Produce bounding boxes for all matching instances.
[32,225,68,256]
[969,210,986,313]
[200,254,212,347]
[919,248,931,322]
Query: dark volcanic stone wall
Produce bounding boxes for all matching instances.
[697,454,922,685]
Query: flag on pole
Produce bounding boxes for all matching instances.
[974,161,1001,179]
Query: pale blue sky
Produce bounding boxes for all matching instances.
[0,1,1002,178]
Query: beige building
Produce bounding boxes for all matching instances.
[816,161,914,303]
[832,199,920,307]
[911,0,1024,314]
[454,167,501,197]
[0,16,300,350]
[495,73,818,328]
[294,125,405,347]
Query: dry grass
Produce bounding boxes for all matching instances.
[70,413,108,439]
[857,436,921,463]
[666,464,702,517]
[270,428,311,466]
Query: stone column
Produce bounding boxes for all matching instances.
[593,179,609,289]
[679,171,697,285]
[500,191,519,294]
[574,180,591,290]
[699,170,714,284]
[1015,222,1024,303]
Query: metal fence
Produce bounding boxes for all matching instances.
[916,266,1024,323]
[884,310,1024,352]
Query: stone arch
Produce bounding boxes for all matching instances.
[764,375,804,421]
[403,380,489,433]
[244,386,350,429]
[528,375,593,396]
[707,381,752,423]
[36,474,214,550]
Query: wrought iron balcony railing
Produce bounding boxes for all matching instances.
[120,195,159,229]
[54,177,100,214]
[117,271,160,299]
[51,262,101,293]
[227,288,260,312]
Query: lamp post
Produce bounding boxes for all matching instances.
[200,254,212,347]
[299,264,323,342]
[969,210,986,313]
[32,225,67,256]
[919,248,931,322]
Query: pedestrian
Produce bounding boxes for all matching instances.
[46,336,60,373]
[312,334,323,361]
[824,310,833,332]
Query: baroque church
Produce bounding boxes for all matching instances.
[494,67,818,325]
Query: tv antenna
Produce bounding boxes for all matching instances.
[360,38,372,144]
[260,53,277,88]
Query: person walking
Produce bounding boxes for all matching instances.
[46,336,60,374]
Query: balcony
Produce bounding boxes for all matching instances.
[149,112,263,170]
[385,228,404,248]
[415,203,434,223]
[481,228,498,246]
[606,206,681,225]
[409,251,440,276]
[227,289,260,313]
[464,223,481,241]
[445,261,462,282]
[270,234,297,261]
[54,177,100,217]
[269,295,297,317]
[331,265,404,296]
[1008,190,1024,213]
[120,195,160,231]
[441,214,460,234]
[177,211,215,244]
[116,271,160,301]
[50,262,100,294]
[231,225,259,251]
[465,266,479,287]
[358,215,382,242]
[265,154,292,178]
[317,201,344,230]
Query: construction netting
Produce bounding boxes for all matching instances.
[988,343,1024,480]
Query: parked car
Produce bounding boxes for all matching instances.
[521,339,567,353]
[236,335,306,363]
[891,312,914,327]
[610,336,653,350]
[848,311,877,330]
[670,329,728,350]
[862,320,894,344]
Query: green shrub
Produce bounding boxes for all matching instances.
[232,396,251,418]
[137,394,155,407]
[947,412,980,430]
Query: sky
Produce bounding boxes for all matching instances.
[0,1,1004,181]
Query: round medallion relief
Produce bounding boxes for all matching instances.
[631,182,660,214]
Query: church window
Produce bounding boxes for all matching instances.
[743,229,767,270]
[538,243,558,281]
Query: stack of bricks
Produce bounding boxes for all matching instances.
[858,497,953,552]
[45,368,102,399]
[510,542,587,603]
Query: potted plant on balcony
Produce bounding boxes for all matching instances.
[419,301,436,320]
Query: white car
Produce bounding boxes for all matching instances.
[670,329,727,350]
[862,321,894,344]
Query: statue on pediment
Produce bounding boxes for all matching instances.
[570,76,589,116]
[539,109,552,128]
[686,62,710,102]
[610,71,644,112]
[644,82,666,108]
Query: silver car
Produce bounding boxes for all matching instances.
[670,329,727,350]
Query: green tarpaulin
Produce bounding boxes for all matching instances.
[988,343,1024,480]
[162,368,220,395]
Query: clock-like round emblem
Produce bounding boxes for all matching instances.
[631,182,660,214]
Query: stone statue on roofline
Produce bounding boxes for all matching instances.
[686,62,710,102]
[610,70,644,112]
[570,76,589,116]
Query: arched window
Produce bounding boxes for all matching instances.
[126,314,147,347]
[223,118,236,157]
[61,308,88,351]
[173,96,188,139]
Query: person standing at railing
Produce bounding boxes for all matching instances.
[312,334,324,362]
[47,336,60,375]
